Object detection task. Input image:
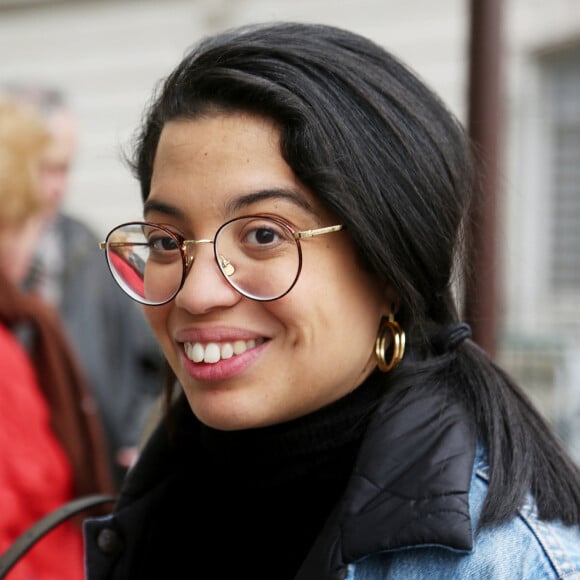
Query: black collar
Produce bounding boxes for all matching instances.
[297,382,476,578]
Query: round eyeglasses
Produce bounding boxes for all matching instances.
[99,215,343,305]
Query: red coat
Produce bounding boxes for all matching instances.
[0,271,114,579]
[0,323,83,579]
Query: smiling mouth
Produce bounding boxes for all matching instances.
[184,338,266,364]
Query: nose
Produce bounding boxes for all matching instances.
[174,242,240,313]
[181,238,213,270]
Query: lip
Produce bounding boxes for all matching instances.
[175,326,266,344]
[175,326,270,382]
[179,338,269,381]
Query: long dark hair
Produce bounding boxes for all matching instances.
[130,22,580,527]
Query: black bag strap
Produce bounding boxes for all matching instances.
[0,494,117,579]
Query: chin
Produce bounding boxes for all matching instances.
[184,392,265,432]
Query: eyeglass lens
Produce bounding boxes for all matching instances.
[103,217,302,304]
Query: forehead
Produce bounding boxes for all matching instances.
[147,113,325,223]
[153,112,284,174]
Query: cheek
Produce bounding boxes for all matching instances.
[308,245,385,314]
[143,305,172,350]
[318,270,385,351]
[271,273,382,353]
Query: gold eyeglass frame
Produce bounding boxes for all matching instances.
[99,215,343,305]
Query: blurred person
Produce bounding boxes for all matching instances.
[1,85,165,486]
[0,97,114,580]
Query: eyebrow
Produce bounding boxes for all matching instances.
[143,188,314,219]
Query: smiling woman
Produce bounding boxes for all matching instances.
[85,22,580,580]
[134,112,387,429]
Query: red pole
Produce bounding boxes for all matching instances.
[465,0,504,357]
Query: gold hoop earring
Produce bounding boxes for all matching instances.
[375,313,406,372]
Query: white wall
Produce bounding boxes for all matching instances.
[0,0,467,237]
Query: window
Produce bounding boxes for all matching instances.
[545,48,580,294]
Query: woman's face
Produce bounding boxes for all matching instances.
[144,112,393,430]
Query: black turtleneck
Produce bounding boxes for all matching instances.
[145,371,385,579]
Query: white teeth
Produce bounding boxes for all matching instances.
[204,343,221,363]
[233,340,247,355]
[221,343,234,359]
[191,343,204,363]
[184,338,264,364]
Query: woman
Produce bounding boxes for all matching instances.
[85,23,580,579]
[0,98,113,579]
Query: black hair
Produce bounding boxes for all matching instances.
[129,21,580,528]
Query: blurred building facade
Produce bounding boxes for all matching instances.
[1,0,578,459]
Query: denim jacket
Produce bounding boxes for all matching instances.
[345,446,580,579]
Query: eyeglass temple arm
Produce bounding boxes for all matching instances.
[294,224,343,239]
[99,226,342,249]
[99,242,150,250]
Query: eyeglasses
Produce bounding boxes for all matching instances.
[99,215,343,305]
